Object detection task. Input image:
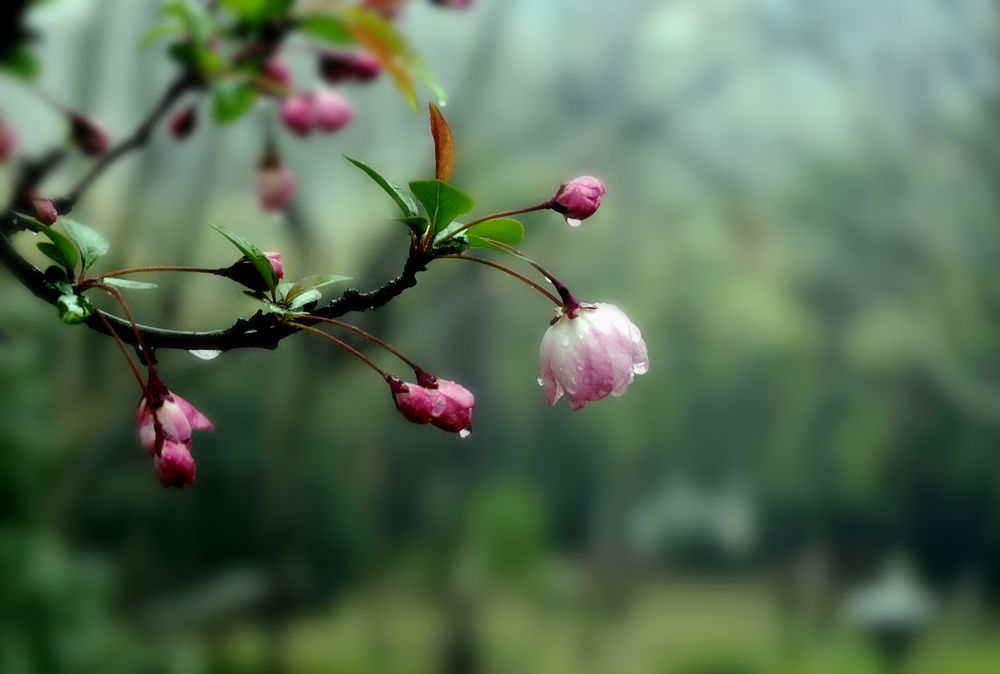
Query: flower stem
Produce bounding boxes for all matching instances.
[286,321,390,378]
[437,200,554,245]
[440,254,562,306]
[300,316,425,373]
[471,238,580,309]
[94,309,146,391]
[96,265,226,279]
[88,282,157,370]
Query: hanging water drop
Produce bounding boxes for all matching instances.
[189,349,223,361]
[566,218,582,228]
[536,377,544,387]
[459,428,471,439]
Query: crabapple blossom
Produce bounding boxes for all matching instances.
[311,89,354,133]
[31,196,58,226]
[137,389,213,488]
[428,379,475,436]
[280,93,314,136]
[155,441,197,488]
[390,377,437,425]
[538,303,648,410]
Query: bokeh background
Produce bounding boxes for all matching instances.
[3,0,1000,672]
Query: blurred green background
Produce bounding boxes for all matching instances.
[3,0,1000,672]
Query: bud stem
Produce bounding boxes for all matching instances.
[95,265,228,279]
[88,282,158,371]
[93,309,146,391]
[286,321,391,379]
[299,316,426,374]
[440,254,562,306]
[437,200,555,245]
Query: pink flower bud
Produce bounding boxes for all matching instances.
[262,57,292,93]
[311,89,354,134]
[318,50,382,84]
[69,114,110,156]
[155,441,197,488]
[31,196,58,226]
[224,250,284,290]
[169,105,197,140]
[279,93,314,136]
[428,379,475,436]
[257,155,295,211]
[0,119,18,163]
[552,176,606,226]
[265,252,284,281]
[538,303,648,410]
[390,377,437,425]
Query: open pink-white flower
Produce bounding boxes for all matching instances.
[538,303,648,410]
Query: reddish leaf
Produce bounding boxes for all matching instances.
[429,103,455,183]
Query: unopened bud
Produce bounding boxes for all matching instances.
[257,155,296,211]
[318,50,382,84]
[169,105,198,140]
[69,114,110,156]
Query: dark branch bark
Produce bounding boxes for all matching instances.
[54,74,197,214]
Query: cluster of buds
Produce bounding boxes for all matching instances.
[136,375,214,488]
[279,89,355,137]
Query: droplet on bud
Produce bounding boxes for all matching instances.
[459,428,471,439]
[566,218,582,228]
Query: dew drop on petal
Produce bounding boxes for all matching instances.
[189,349,223,361]
[459,429,471,439]
[566,218,582,228]
[537,377,544,387]
[634,362,649,375]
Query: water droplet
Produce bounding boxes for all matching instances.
[459,428,471,439]
[189,349,223,361]
[561,338,571,347]
[634,362,649,375]
[437,99,448,108]
[536,377,544,387]
[566,218,582,228]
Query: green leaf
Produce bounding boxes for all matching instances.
[222,0,293,21]
[409,180,474,236]
[284,274,352,305]
[139,20,184,48]
[15,213,79,273]
[57,294,94,325]
[212,82,258,124]
[345,157,418,218]
[100,277,158,290]
[409,180,475,237]
[60,218,109,270]
[466,218,525,251]
[297,15,354,45]
[162,0,214,44]
[1,44,40,80]
[287,288,322,311]
[37,242,74,270]
[211,224,277,291]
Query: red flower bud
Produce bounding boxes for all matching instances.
[428,379,475,436]
[257,155,295,212]
[137,387,213,488]
[155,441,197,488]
[223,251,285,290]
[318,50,382,84]
[389,377,437,425]
[262,57,292,93]
[311,89,354,134]
[31,196,58,226]
[0,119,18,163]
[69,114,110,156]
[279,93,314,136]
[552,176,606,226]
[169,105,198,140]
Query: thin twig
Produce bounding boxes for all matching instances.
[286,321,389,378]
[439,254,562,306]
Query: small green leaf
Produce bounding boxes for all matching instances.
[222,0,293,21]
[345,157,418,217]
[37,242,74,270]
[57,294,94,325]
[212,82,258,124]
[100,277,158,290]
[284,274,352,305]
[297,15,354,44]
[60,218,109,270]
[139,20,184,48]
[15,213,79,273]
[287,288,322,311]
[466,218,525,251]
[1,44,40,80]
[409,180,474,236]
[211,223,277,291]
